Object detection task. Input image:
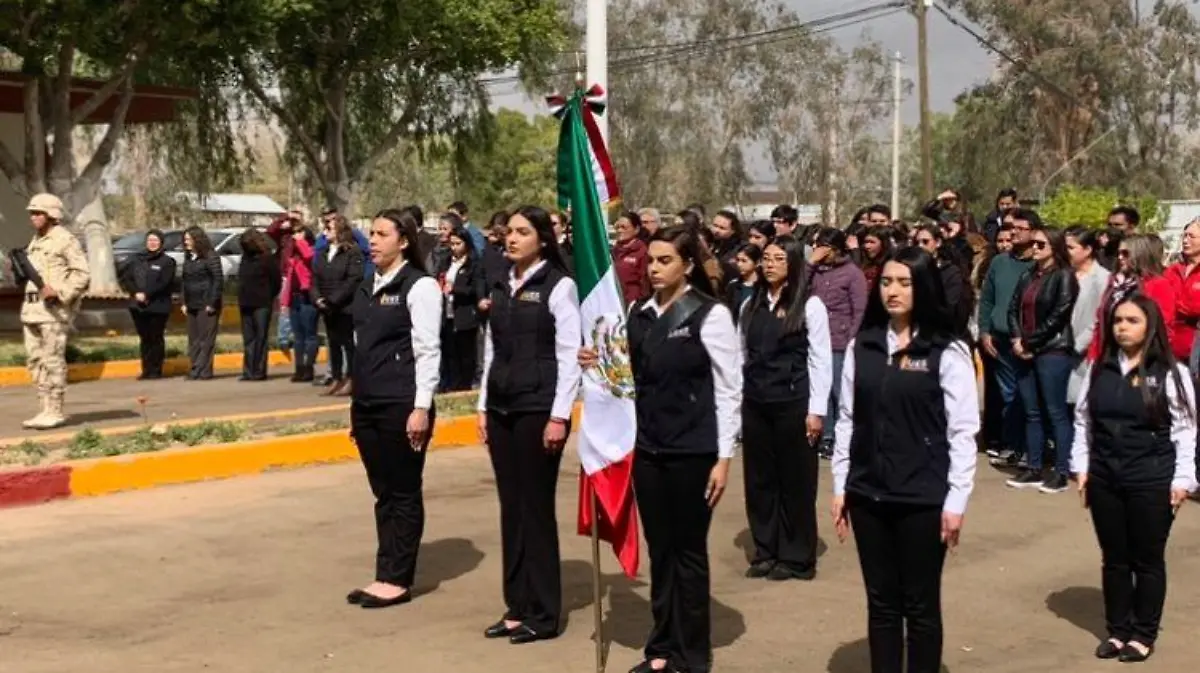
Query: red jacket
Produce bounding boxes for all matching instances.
[612,237,649,305]
[1086,274,1177,361]
[1165,261,1200,359]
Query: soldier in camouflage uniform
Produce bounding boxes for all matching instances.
[19,193,90,430]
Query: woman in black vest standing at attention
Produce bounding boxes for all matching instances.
[345,207,442,609]
[477,205,581,645]
[127,229,177,380]
[1071,294,1195,662]
[583,225,743,673]
[739,235,833,581]
[831,246,979,673]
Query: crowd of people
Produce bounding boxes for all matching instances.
[11,187,1199,672]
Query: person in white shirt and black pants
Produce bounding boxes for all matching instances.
[739,234,833,581]
[583,225,742,673]
[345,206,442,609]
[1071,293,1196,663]
[831,246,979,673]
[477,205,582,645]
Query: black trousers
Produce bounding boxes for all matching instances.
[634,450,717,673]
[351,400,433,587]
[848,496,946,673]
[486,411,564,633]
[324,311,354,380]
[441,322,478,392]
[239,306,271,380]
[1087,474,1175,645]
[130,309,168,377]
[742,398,818,570]
[186,308,220,379]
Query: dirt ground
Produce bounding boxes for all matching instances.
[0,447,1197,673]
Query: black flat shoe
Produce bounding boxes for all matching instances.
[484,620,515,639]
[359,592,412,609]
[1118,642,1153,663]
[508,624,556,644]
[346,589,367,605]
[1095,639,1123,659]
[745,560,774,579]
[768,563,816,581]
[628,661,672,673]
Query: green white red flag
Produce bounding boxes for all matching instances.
[548,85,638,578]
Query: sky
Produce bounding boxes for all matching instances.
[486,0,999,183]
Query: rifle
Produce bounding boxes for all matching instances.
[8,248,60,306]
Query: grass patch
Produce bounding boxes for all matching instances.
[275,419,349,436]
[64,421,248,460]
[0,439,49,466]
[0,332,318,367]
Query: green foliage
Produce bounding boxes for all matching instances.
[452,110,560,214]
[0,440,49,466]
[1040,186,1160,230]
[67,428,110,459]
[65,421,247,460]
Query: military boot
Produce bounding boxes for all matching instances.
[30,393,66,430]
[21,394,48,429]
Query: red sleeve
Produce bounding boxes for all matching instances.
[292,237,314,262]
[1086,283,1112,362]
[265,215,288,242]
[1145,275,1178,344]
[1170,265,1200,319]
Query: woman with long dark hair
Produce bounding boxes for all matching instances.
[739,235,832,581]
[127,229,176,380]
[1065,226,1111,406]
[746,220,775,250]
[831,246,979,673]
[237,228,280,381]
[857,225,893,289]
[180,226,223,380]
[912,224,971,337]
[581,225,741,673]
[345,207,442,609]
[439,225,485,391]
[1006,227,1080,493]
[314,215,365,395]
[1071,294,1196,662]
[724,243,761,319]
[477,205,581,645]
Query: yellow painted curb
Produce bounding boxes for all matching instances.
[0,348,328,387]
[66,403,579,498]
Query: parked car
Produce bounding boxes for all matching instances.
[111,227,274,280]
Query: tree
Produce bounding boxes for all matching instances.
[1039,185,1159,230]
[230,0,565,217]
[451,109,559,214]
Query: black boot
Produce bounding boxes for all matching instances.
[298,364,314,383]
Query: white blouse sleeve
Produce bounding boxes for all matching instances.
[700,304,744,458]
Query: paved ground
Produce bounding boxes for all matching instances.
[0,373,349,440]
[1,448,1198,673]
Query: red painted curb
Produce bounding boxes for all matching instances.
[0,465,72,508]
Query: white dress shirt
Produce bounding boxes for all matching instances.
[739,292,833,417]
[478,260,582,420]
[371,262,442,410]
[1070,356,1198,492]
[327,243,339,261]
[643,289,744,458]
[831,329,979,514]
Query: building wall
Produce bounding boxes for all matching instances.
[0,117,32,254]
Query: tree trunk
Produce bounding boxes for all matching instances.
[77,194,118,294]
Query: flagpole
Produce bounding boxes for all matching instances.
[586,0,608,142]
[591,491,605,673]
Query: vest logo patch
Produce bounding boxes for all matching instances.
[379,294,402,306]
[667,327,691,339]
[1132,375,1159,389]
[899,356,929,372]
[150,264,161,270]
[518,290,541,303]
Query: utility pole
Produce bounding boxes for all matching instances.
[586,0,608,143]
[890,52,902,218]
[916,0,933,198]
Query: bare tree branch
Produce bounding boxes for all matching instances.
[73,76,136,214]
[69,43,146,126]
[50,37,76,183]
[234,56,330,193]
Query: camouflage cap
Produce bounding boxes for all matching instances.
[26,193,64,220]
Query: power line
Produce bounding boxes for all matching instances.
[481,3,905,88]
[929,3,1106,121]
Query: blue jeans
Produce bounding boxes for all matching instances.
[1016,352,1075,475]
[822,350,846,444]
[289,295,320,369]
[988,337,1025,453]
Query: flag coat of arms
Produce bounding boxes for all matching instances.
[549,86,639,578]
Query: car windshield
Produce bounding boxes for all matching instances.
[113,231,184,252]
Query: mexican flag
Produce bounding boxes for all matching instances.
[549,86,639,579]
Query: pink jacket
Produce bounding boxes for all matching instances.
[280,237,313,308]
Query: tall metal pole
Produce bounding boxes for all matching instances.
[587,0,609,143]
[916,0,933,198]
[890,52,902,217]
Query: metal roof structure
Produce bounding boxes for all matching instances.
[175,192,286,215]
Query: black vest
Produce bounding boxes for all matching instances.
[485,264,566,413]
[846,327,950,506]
[742,299,810,404]
[351,265,424,404]
[627,291,719,454]
[1087,357,1177,487]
